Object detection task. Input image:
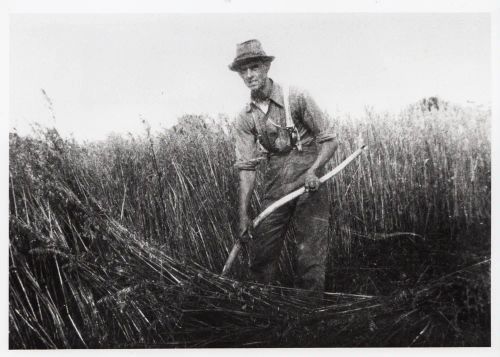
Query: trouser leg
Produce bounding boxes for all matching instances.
[249,200,293,284]
[293,184,330,292]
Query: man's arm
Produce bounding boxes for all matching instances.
[293,87,339,192]
[238,170,257,237]
[233,109,262,236]
[305,140,338,192]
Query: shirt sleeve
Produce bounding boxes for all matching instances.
[296,88,336,144]
[233,111,263,171]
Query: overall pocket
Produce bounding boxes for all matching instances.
[264,121,294,153]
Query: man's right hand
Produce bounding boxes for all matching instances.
[239,214,254,243]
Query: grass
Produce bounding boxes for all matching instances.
[9,101,490,348]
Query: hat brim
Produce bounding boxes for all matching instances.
[229,55,275,71]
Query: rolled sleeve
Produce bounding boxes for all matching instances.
[297,89,336,144]
[233,112,263,171]
[316,130,336,144]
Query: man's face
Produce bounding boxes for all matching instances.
[237,60,270,91]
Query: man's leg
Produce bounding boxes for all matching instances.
[293,184,330,291]
[249,200,293,284]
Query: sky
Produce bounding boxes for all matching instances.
[10,12,491,141]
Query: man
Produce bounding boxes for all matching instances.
[230,39,338,292]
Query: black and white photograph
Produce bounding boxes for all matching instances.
[5,0,497,352]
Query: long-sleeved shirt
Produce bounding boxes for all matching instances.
[234,79,335,171]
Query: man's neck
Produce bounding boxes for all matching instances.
[251,78,272,102]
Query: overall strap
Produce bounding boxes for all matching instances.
[282,83,302,151]
[251,105,275,152]
[283,83,293,128]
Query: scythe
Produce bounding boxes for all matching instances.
[221,145,367,276]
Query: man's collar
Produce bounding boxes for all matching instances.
[268,80,284,107]
[249,79,284,108]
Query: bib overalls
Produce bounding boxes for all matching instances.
[234,80,335,291]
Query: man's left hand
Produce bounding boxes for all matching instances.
[305,171,320,192]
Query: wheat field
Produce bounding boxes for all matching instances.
[9,101,490,348]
